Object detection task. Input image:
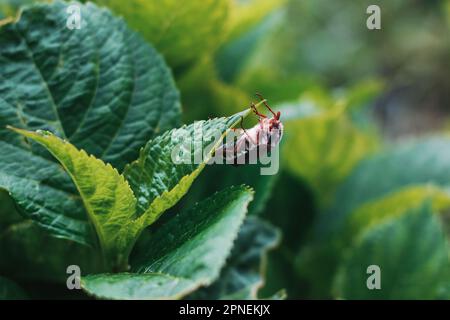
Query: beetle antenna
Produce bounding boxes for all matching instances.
[256,93,277,118]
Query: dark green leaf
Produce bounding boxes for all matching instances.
[191,216,280,299]
[0,220,102,283]
[334,203,449,299]
[0,276,27,300]
[123,106,260,227]
[82,185,254,299]
[81,273,197,300]
[0,1,180,245]
[317,138,450,239]
[9,128,138,271]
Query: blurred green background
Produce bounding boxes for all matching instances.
[1,0,450,299]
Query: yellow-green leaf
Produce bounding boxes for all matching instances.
[8,127,137,271]
[227,0,285,41]
[282,106,378,202]
[94,0,230,67]
[347,185,450,238]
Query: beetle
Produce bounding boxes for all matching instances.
[216,94,284,165]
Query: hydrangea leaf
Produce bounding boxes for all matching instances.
[82,186,254,299]
[0,1,180,247]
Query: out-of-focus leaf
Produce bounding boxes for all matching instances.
[259,172,317,298]
[346,185,450,240]
[191,216,280,299]
[0,1,181,245]
[261,171,316,251]
[94,0,229,67]
[275,100,321,122]
[0,165,99,286]
[0,220,101,283]
[334,202,449,299]
[237,0,447,85]
[82,186,253,299]
[0,276,27,300]
[338,80,383,113]
[0,189,21,233]
[216,3,284,83]
[264,289,287,300]
[299,139,450,299]
[0,0,36,18]
[227,0,285,41]
[282,105,378,202]
[446,0,450,27]
[318,137,450,239]
[179,163,279,218]
[178,57,250,121]
[238,69,319,105]
[236,0,450,135]
[294,241,339,299]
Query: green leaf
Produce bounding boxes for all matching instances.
[0,0,35,18]
[0,143,93,246]
[8,99,264,272]
[257,172,317,299]
[0,189,22,233]
[0,1,180,245]
[299,139,450,299]
[318,137,450,238]
[227,0,285,42]
[123,104,262,231]
[190,216,280,299]
[282,105,377,202]
[0,220,102,283]
[215,0,284,82]
[82,185,254,299]
[94,0,229,67]
[234,0,380,86]
[130,186,253,279]
[179,163,279,218]
[346,185,450,240]
[178,56,250,122]
[0,276,27,300]
[81,273,198,300]
[301,185,450,298]
[0,187,101,284]
[334,202,449,299]
[219,165,279,216]
[9,127,137,271]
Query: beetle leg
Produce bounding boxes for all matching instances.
[256,93,277,118]
[239,116,257,145]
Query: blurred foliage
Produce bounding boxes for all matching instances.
[335,202,449,299]
[280,82,381,202]
[94,0,230,68]
[0,0,35,17]
[0,0,449,300]
[0,275,27,299]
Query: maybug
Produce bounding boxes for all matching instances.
[216,94,284,165]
